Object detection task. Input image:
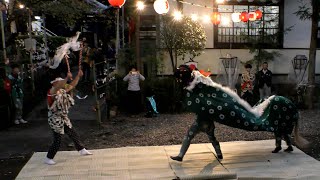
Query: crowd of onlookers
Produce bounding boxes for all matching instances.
[0,59,28,129]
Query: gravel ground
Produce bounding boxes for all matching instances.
[83,110,320,161]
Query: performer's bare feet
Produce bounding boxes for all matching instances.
[284,146,293,152]
[170,156,183,162]
[272,146,282,153]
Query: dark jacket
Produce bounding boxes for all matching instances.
[256,69,272,88]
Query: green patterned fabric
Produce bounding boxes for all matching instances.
[8,74,24,99]
[185,82,299,134]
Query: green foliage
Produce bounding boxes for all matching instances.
[244,22,292,70]
[117,45,136,74]
[160,15,207,72]
[294,0,312,20]
[19,0,92,26]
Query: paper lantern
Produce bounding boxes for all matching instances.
[108,0,126,8]
[231,13,241,23]
[255,9,262,19]
[240,12,248,22]
[154,0,169,14]
[248,12,256,21]
[211,12,221,25]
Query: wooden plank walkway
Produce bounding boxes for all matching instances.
[16,140,320,179]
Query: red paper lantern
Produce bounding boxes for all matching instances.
[255,9,263,19]
[108,0,126,8]
[211,12,221,25]
[240,12,248,22]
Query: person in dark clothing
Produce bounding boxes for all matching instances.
[256,62,272,99]
[0,67,13,129]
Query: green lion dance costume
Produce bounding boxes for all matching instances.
[171,65,308,162]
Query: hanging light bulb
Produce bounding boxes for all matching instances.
[18,4,25,9]
[203,15,211,23]
[136,1,145,11]
[154,0,170,14]
[173,11,183,21]
[191,14,199,21]
[232,13,241,23]
[216,0,225,3]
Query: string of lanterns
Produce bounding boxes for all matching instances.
[107,0,267,25]
[153,0,264,25]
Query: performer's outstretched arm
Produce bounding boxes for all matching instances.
[66,70,83,93]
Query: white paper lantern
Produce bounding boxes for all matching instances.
[154,0,169,15]
[232,13,241,22]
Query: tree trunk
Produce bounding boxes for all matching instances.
[174,50,178,70]
[306,0,319,109]
[169,49,175,74]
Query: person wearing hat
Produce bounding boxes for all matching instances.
[45,70,92,165]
